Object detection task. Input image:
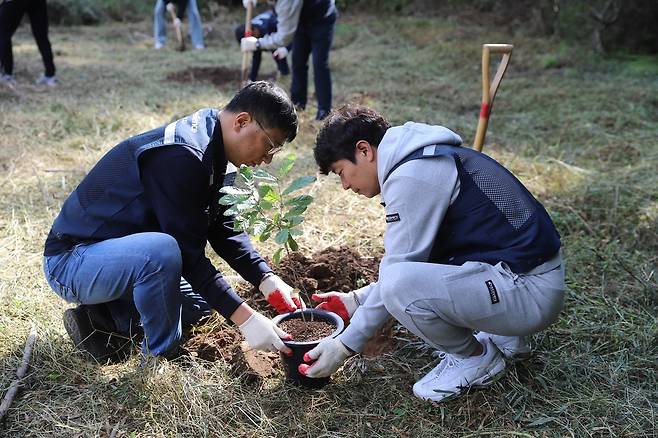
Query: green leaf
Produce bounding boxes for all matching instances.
[274,228,289,245]
[284,205,308,218]
[253,220,268,236]
[253,169,277,182]
[287,235,299,251]
[287,215,304,226]
[273,247,283,265]
[258,224,275,242]
[239,165,254,180]
[289,228,303,236]
[224,205,240,216]
[219,186,251,196]
[282,175,316,196]
[257,184,274,198]
[527,417,556,427]
[284,194,314,206]
[278,155,295,177]
[218,193,250,206]
[259,199,274,210]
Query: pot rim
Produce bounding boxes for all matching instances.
[272,308,345,346]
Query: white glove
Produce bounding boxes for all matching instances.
[166,2,175,13]
[173,17,181,27]
[272,46,289,60]
[242,0,257,8]
[241,36,258,52]
[312,291,359,322]
[259,274,306,314]
[238,312,292,354]
[299,337,351,378]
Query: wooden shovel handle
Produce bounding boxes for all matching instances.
[241,2,254,83]
[473,43,513,152]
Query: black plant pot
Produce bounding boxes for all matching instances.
[272,309,344,388]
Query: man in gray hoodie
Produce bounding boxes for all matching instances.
[303,105,565,403]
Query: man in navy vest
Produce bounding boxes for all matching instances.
[43,82,304,363]
[301,105,565,403]
[241,0,337,121]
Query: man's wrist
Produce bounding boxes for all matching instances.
[260,271,275,283]
[230,302,254,326]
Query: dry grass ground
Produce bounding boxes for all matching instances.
[1,8,657,438]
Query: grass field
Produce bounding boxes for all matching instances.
[1,7,657,437]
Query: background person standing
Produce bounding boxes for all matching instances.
[241,0,337,121]
[0,0,57,86]
[153,0,205,50]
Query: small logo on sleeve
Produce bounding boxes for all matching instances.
[485,280,500,304]
[386,213,400,223]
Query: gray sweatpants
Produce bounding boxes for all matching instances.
[379,253,565,357]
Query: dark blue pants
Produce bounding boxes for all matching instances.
[290,13,336,116]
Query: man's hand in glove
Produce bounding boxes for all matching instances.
[242,0,257,8]
[298,337,352,378]
[241,36,258,52]
[259,274,306,313]
[312,291,359,322]
[272,46,289,60]
[238,311,293,355]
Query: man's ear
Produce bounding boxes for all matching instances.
[355,140,376,162]
[234,112,252,132]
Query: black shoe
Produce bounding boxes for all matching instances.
[316,109,330,121]
[63,305,134,364]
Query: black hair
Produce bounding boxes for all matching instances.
[314,104,391,174]
[225,81,298,142]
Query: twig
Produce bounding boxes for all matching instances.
[0,324,38,422]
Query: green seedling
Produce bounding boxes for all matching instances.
[218,154,316,266]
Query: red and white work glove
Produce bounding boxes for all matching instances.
[272,46,289,60]
[238,312,292,355]
[241,36,258,52]
[312,291,359,322]
[259,274,305,314]
[298,337,351,378]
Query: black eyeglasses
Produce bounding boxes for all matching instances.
[254,118,284,156]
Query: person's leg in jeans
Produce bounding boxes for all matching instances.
[290,26,312,110]
[186,0,204,49]
[153,0,167,48]
[44,232,184,357]
[26,0,55,78]
[310,16,335,119]
[0,0,26,77]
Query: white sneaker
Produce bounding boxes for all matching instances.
[154,42,164,50]
[413,339,506,402]
[36,75,58,87]
[475,331,532,362]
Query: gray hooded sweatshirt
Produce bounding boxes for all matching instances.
[339,122,464,352]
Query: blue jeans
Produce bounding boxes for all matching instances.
[153,0,204,48]
[290,13,336,114]
[43,232,211,356]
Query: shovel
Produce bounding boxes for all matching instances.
[241,1,254,84]
[166,2,185,52]
[473,44,513,152]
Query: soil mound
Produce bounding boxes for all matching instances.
[182,246,393,375]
